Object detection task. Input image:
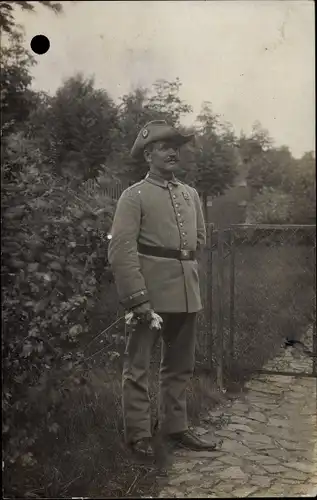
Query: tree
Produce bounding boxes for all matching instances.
[237,122,275,196]
[0,1,62,36]
[245,149,315,225]
[0,31,37,140]
[27,73,119,183]
[191,102,238,219]
[0,1,63,145]
[288,151,316,223]
[247,145,296,195]
[239,122,306,198]
[111,79,193,183]
[241,121,315,224]
[146,78,192,126]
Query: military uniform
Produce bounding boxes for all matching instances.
[108,121,207,445]
[108,172,206,312]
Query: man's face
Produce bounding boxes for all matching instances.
[145,140,180,173]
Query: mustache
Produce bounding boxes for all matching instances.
[166,155,179,161]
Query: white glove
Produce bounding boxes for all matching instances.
[125,309,163,330]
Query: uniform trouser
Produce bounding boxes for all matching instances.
[122,312,197,444]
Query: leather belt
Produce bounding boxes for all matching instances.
[138,243,196,261]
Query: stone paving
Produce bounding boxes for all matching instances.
[158,328,317,498]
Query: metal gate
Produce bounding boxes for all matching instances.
[204,224,316,390]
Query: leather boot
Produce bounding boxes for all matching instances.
[128,437,154,458]
[168,429,222,451]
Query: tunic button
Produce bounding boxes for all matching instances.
[180,222,183,227]
[141,292,144,295]
[182,232,186,236]
[183,241,187,246]
[173,195,176,199]
[177,213,181,217]
[175,203,179,208]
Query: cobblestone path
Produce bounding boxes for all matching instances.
[158,328,317,498]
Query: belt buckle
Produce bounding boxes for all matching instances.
[181,249,189,260]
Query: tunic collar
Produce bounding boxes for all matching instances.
[145,171,179,188]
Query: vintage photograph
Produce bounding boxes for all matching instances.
[1,0,316,497]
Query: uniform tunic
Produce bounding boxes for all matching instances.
[108,171,206,313]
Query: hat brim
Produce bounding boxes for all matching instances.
[131,132,194,159]
[167,133,195,147]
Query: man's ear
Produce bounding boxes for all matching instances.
[144,149,151,163]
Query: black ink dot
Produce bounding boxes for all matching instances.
[31,35,50,55]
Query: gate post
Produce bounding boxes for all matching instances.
[216,230,225,391]
[229,229,236,369]
[206,223,214,369]
[313,235,316,376]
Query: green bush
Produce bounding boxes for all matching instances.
[245,152,316,225]
[2,131,117,478]
[245,186,292,224]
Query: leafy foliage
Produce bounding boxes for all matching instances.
[188,102,239,217]
[2,132,116,472]
[194,102,238,195]
[0,1,62,36]
[246,147,295,197]
[288,152,316,223]
[27,73,120,183]
[240,121,315,224]
[0,32,36,139]
[245,187,293,224]
[112,79,194,182]
[244,129,316,224]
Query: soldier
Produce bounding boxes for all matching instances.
[108,120,219,458]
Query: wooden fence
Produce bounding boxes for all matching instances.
[83,178,133,201]
[83,178,206,210]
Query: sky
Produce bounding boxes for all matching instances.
[13,0,315,158]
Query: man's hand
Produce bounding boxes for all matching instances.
[132,302,152,314]
[125,303,163,330]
